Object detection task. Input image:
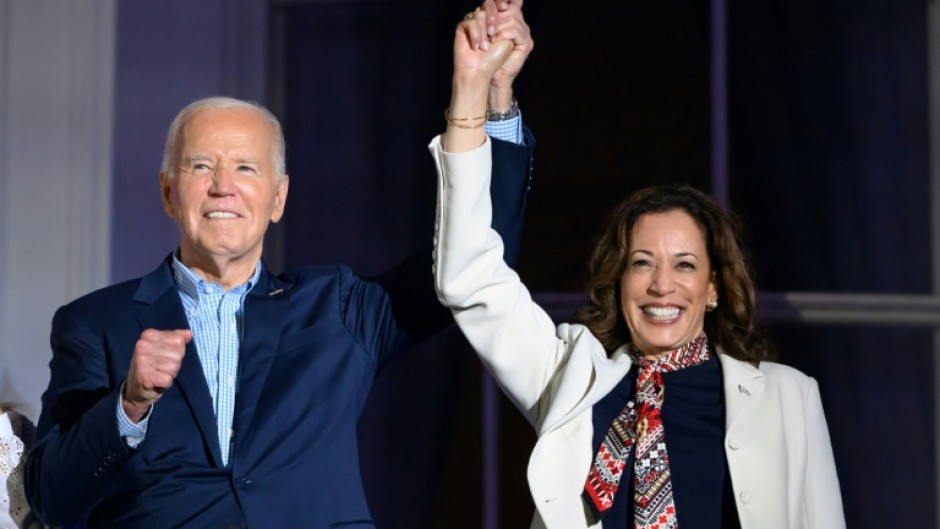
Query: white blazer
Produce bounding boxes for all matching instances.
[429,136,846,529]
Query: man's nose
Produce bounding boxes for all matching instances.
[209,165,237,195]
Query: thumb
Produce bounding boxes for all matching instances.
[177,329,193,344]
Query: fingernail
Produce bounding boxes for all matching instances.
[482,40,490,50]
[488,25,496,36]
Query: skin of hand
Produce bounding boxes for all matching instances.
[121,329,193,422]
[443,19,512,152]
[478,0,534,112]
[464,0,535,112]
[454,17,515,84]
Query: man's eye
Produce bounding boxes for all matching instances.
[238,165,255,173]
[192,163,210,171]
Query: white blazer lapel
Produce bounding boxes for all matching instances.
[718,353,765,433]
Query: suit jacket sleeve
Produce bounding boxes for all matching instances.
[360,129,535,367]
[25,304,135,525]
[489,129,534,266]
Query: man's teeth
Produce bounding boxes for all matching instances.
[206,212,238,219]
[644,306,680,319]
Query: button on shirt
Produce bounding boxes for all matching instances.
[117,256,260,466]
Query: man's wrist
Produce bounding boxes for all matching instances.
[117,381,151,448]
[120,387,151,424]
[487,84,514,114]
[487,98,520,121]
[121,400,149,423]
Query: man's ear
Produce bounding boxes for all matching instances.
[160,172,175,218]
[270,175,289,224]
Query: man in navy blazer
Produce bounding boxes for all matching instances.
[25,3,534,527]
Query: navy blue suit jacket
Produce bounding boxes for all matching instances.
[25,134,534,529]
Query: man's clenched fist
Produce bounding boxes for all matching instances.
[122,329,192,422]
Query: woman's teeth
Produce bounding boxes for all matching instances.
[643,306,680,319]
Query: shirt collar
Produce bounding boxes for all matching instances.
[171,251,262,297]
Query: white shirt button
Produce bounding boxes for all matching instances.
[740,491,752,504]
[728,438,742,450]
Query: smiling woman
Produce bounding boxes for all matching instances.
[432,148,846,528]
[579,185,768,365]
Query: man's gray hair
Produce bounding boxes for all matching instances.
[161,97,287,180]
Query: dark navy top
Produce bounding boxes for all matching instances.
[589,356,742,529]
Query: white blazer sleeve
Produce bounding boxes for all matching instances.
[429,135,569,424]
[430,134,630,430]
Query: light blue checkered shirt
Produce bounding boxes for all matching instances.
[118,256,260,466]
[117,114,523,455]
[485,114,523,144]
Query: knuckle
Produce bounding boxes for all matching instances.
[140,328,163,341]
[134,339,150,356]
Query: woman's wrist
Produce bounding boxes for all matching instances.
[450,75,490,113]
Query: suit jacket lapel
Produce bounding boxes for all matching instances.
[133,256,224,467]
[718,352,766,434]
[234,266,289,445]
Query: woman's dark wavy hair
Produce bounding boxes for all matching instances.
[577,184,773,365]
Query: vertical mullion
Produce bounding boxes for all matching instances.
[928,0,940,526]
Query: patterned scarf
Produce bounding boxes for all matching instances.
[584,333,710,528]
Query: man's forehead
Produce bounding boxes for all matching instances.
[183,107,272,134]
[179,109,274,146]
[181,152,262,163]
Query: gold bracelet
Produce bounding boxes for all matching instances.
[444,108,486,129]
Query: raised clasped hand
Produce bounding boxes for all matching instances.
[454,0,532,85]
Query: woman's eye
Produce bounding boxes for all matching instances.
[677,261,696,270]
[631,259,653,269]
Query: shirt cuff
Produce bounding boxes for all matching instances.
[485,114,523,145]
[116,382,151,448]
